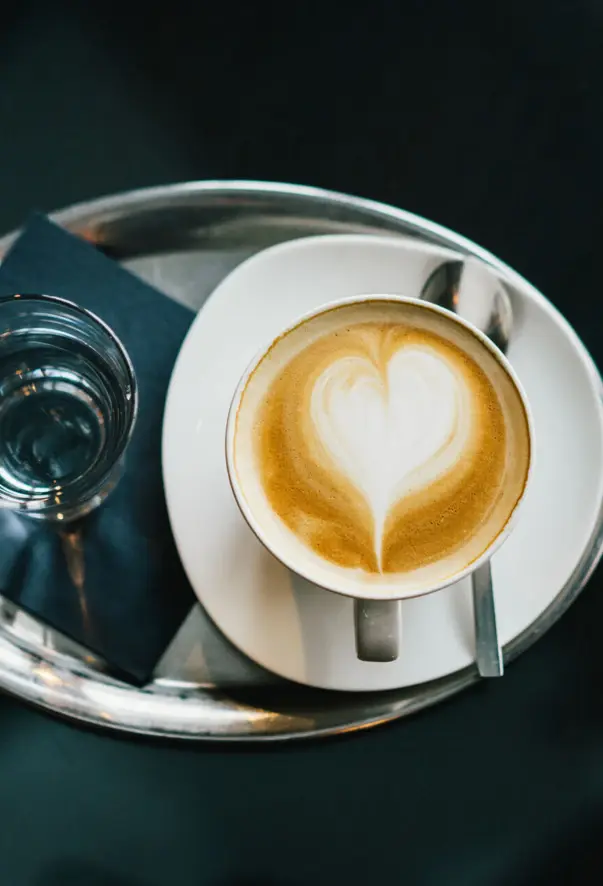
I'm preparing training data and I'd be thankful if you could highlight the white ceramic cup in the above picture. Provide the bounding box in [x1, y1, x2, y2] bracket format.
[226, 295, 534, 663]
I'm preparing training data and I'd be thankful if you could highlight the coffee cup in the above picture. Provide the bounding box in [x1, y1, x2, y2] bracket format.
[226, 295, 533, 663]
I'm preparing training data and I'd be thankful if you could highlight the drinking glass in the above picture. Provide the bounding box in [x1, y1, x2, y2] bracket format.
[0, 293, 137, 521]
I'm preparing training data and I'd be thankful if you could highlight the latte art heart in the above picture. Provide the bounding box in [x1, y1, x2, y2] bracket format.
[234, 301, 531, 585]
[309, 346, 470, 568]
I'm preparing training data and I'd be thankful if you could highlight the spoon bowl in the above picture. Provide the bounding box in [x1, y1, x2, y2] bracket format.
[421, 257, 513, 355]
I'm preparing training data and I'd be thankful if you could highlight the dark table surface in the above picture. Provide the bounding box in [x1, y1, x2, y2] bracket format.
[1, 2, 602, 884]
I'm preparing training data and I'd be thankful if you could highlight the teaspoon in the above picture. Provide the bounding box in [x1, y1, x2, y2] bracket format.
[421, 256, 513, 677]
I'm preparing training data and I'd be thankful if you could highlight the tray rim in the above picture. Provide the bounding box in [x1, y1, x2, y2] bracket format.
[0, 179, 601, 741]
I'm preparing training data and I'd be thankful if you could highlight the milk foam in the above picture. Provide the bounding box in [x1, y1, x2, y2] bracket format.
[232, 299, 531, 594]
[310, 345, 471, 567]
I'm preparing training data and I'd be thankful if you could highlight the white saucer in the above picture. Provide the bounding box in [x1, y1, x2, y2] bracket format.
[162, 234, 603, 691]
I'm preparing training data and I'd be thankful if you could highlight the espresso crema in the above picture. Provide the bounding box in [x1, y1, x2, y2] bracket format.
[232, 300, 530, 592]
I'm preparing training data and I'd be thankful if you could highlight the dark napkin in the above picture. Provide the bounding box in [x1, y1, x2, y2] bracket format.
[0, 214, 197, 684]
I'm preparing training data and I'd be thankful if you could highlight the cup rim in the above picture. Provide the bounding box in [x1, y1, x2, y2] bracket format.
[225, 293, 534, 601]
[0, 292, 138, 512]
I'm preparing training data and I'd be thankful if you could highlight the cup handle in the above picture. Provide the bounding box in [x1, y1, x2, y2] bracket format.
[354, 599, 401, 662]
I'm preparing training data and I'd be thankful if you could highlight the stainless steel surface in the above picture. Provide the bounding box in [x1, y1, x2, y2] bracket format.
[421, 257, 513, 354]
[421, 256, 514, 678]
[471, 560, 503, 677]
[0, 180, 598, 740]
[354, 599, 401, 662]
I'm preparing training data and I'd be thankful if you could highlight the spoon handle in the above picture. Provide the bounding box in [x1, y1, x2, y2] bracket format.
[472, 560, 504, 677]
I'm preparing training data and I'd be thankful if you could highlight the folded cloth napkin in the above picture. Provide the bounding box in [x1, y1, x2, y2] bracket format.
[0, 214, 197, 684]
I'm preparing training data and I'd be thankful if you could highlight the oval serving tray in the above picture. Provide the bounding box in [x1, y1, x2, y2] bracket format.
[0, 180, 601, 741]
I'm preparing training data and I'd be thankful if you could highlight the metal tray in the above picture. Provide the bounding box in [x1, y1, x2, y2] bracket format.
[0, 180, 601, 741]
